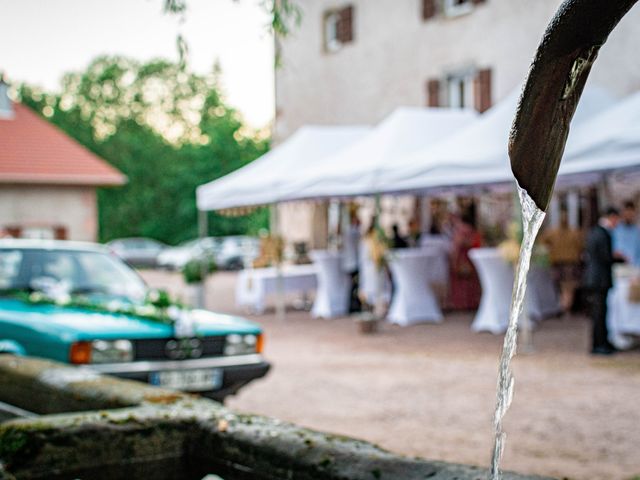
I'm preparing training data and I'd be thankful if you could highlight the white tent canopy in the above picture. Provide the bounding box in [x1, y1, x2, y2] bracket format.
[376, 85, 616, 195]
[280, 107, 478, 201]
[559, 90, 640, 178]
[196, 125, 369, 211]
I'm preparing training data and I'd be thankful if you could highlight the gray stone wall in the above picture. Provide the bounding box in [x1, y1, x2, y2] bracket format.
[0, 356, 553, 480]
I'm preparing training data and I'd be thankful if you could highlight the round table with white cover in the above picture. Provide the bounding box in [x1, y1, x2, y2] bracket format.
[608, 266, 640, 349]
[386, 248, 443, 326]
[468, 247, 560, 334]
[310, 250, 351, 319]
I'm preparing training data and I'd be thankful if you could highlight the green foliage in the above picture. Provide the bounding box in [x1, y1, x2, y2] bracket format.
[182, 257, 217, 284]
[18, 56, 270, 245]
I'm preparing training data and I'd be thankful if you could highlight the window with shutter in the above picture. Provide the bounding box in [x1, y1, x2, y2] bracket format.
[323, 5, 354, 53]
[445, 70, 475, 109]
[443, 0, 477, 17]
[473, 68, 492, 113]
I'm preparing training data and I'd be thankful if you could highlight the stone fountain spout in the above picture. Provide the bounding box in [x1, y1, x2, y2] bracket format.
[509, 0, 638, 212]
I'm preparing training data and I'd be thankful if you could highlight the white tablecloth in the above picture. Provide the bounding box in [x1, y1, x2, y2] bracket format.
[469, 248, 560, 334]
[386, 248, 443, 326]
[419, 235, 451, 285]
[469, 248, 513, 334]
[235, 264, 317, 314]
[310, 250, 351, 318]
[608, 266, 640, 349]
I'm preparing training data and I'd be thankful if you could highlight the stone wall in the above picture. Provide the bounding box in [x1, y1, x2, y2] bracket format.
[0, 356, 553, 480]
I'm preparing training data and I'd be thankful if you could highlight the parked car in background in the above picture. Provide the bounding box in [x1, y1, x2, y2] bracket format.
[0, 239, 270, 401]
[106, 237, 167, 268]
[158, 236, 259, 271]
[216, 236, 260, 271]
[157, 237, 219, 271]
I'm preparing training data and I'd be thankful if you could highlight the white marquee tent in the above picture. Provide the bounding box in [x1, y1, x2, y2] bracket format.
[196, 125, 369, 211]
[560, 90, 640, 179]
[197, 85, 629, 212]
[372, 85, 616, 195]
[280, 107, 478, 201]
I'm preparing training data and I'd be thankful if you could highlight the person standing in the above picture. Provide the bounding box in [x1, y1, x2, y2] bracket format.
[390, 224, 408, 249]
[612, 200, 640, 266]
[583, 207, 621, 355]
[448, 212, 483, 310]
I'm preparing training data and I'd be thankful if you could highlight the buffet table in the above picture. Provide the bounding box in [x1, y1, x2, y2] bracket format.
[386, 248, 443, 326]
[235, 264, 317, 314]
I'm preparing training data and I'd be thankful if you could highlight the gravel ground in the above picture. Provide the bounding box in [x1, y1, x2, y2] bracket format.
[140, 269, 640, 480]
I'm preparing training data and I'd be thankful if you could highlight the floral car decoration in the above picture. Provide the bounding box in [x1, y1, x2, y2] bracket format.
[0, 239, 270, 400]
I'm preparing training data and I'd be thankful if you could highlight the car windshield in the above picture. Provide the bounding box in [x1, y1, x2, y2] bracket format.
[0, 248, 147, 302]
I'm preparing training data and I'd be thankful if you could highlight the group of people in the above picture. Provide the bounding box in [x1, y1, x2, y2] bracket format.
[340, 203, 484, 314]
[584, 202, 640, 355]
[543, 200, 640, 355]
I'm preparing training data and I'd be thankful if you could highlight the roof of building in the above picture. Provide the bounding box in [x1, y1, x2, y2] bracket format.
[0, 102, 126, 186]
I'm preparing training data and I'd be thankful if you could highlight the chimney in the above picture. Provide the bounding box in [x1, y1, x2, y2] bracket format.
[0, 74, 14, 119]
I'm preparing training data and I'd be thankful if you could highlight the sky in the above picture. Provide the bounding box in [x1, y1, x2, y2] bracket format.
[0, 0, 275, 128]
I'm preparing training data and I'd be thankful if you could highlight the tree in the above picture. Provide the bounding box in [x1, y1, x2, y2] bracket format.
[18, 56, 269, 245]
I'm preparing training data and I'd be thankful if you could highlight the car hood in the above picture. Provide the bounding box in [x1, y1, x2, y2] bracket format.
[0, 298, 261, 342]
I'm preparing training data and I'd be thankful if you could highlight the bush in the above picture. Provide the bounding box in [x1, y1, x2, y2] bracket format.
[182, 257, 217, 284]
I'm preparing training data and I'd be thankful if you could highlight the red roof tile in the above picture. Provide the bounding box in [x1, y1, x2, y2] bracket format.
[0, 103, 126, 186]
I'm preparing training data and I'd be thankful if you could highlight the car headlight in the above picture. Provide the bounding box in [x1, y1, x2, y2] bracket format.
[224, 334, 261, 355]
[70, 340, 134, 364]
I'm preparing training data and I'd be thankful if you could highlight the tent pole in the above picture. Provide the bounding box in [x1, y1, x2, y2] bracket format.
[271, 204, 286, 321]
[197, 209, 208, 309]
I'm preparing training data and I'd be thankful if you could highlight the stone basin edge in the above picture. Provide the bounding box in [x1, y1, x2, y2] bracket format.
[0, 356, 553, 480]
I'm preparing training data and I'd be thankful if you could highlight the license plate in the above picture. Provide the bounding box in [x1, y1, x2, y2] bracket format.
[150, 369, 223, 392]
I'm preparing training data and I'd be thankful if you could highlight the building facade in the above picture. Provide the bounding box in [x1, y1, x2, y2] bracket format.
[275, 0, 640, 139]
[274, 0, 640, 242]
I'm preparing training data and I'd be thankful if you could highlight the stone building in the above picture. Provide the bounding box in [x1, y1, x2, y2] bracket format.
[274, 0, 640, 243]
[0, 80, 125, 241]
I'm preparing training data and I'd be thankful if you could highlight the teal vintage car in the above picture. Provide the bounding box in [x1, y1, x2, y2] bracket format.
[0, 239, 270, 401]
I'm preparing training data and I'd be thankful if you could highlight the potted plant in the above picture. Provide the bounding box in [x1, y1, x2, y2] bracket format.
[182, 256, 217, 308]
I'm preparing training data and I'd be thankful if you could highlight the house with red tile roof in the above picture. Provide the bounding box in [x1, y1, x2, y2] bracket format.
[0, 79, 125, 241]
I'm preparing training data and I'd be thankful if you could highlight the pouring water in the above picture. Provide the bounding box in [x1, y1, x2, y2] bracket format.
[490, 184, 545, 480]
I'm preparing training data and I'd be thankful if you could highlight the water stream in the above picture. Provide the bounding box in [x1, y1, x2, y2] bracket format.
[490, 184, 546, 480]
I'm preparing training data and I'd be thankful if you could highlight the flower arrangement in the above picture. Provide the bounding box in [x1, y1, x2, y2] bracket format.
[366, 226, 390, 270]
[11, 288, 188, 328]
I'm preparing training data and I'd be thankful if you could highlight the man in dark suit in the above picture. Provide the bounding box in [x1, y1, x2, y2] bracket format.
[583, 207, 621, 355]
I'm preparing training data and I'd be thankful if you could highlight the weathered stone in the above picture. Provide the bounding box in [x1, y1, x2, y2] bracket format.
[0, 356, 553, 480]
[0, 355, 190, 414]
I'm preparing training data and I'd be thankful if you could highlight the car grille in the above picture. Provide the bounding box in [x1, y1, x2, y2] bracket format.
[133, 336, 225, 361]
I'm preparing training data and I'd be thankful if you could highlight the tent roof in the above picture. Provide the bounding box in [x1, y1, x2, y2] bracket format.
[378, 85, 616, 194]
[559, 90, 640, 178]
[281, 106, 478, 201]
[196, 125, 369, 211]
